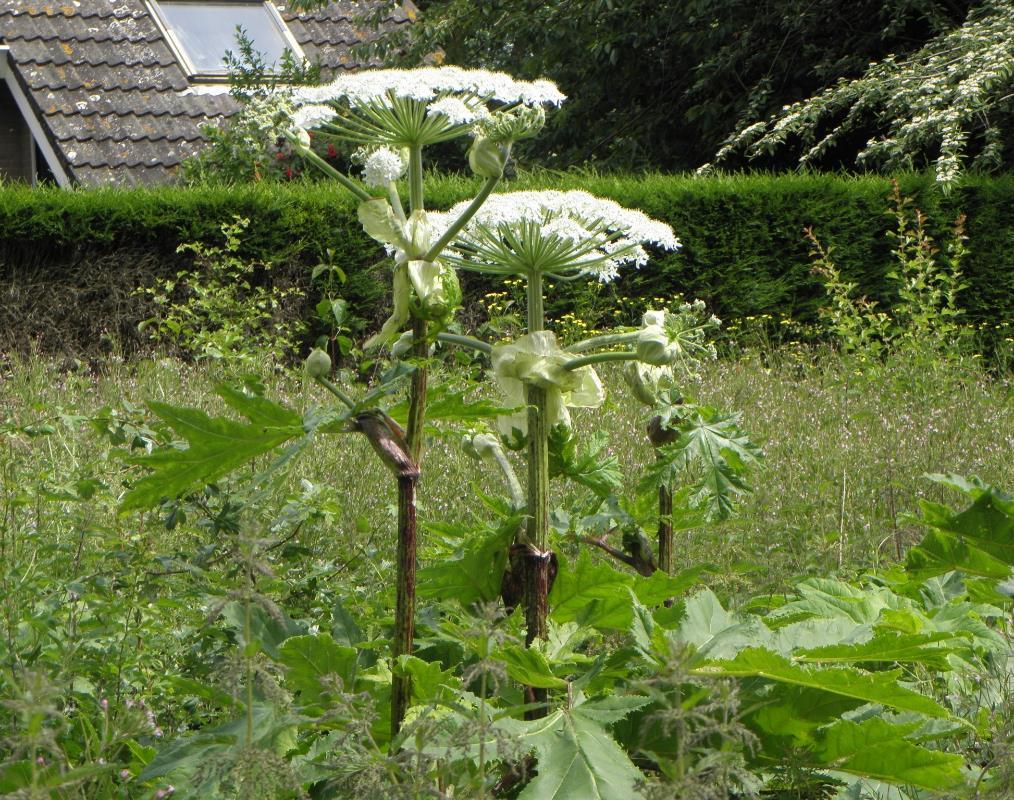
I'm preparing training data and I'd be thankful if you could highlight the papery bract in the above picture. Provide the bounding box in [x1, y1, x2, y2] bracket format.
[623, 361, 676, 406]
[491, 331, 604, 437]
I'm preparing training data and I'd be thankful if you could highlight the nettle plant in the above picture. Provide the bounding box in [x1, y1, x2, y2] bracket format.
[114, 67, 1009, 799]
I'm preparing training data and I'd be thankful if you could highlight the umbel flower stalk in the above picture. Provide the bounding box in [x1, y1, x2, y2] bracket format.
[289, 66, 563, 735]
[431, 190, 680, 716]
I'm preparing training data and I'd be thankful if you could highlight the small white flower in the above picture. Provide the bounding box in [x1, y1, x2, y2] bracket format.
[363, 147, 408, 187]
[427, 96, 483, 125]
[291, 103, 336, 131]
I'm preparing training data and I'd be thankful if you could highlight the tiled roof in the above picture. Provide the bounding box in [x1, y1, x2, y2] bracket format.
[0, 1, 415, 186]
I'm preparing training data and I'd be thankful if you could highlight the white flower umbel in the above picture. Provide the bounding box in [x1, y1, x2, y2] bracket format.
[289, 67, 564, 149]
[429, 190, 680, 283]
[362, 147, 408, 187]
[427, 96, 487, 126]
[295, 66, 565, 109]
[635, 304, 720, 371]
[291, 103, 337, 132]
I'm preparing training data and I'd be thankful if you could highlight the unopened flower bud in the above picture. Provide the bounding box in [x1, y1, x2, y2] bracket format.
[305, 349, 332, 379]
[461, 432, 501, 461]
[468, 137, 505, 178]
[390, 330, 415, 359]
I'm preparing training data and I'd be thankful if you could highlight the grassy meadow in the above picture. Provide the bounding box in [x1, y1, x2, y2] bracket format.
[3, 344, 1010, 595]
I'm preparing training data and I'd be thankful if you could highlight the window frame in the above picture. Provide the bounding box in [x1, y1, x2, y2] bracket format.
[147, 0, 306, 82]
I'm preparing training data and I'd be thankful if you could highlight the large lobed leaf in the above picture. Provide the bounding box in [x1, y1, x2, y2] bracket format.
[693, 647, 952, 719]
[639, 407, 762, 521]
[499, 695, 649, 800]
[815, 717, 965, 791]
[119, 388, 304, 512]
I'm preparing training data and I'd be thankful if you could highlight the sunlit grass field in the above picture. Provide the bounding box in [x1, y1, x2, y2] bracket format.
[3, 346, 1010, 599]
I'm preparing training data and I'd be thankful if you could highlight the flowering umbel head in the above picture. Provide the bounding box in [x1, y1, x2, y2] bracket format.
[289, 66, 564, 149]
[623, 301, 721, 405]
[429, 190, 680, 283]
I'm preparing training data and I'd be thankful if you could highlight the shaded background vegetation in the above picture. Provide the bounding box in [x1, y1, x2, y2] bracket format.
[357, 0, 991, 171]
[1, 173, 1010, 356]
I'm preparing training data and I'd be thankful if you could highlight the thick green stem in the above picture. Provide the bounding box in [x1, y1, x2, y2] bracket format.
[490, 449, 525, 511]
[408, 144, 424, 213]
[423, 174, 501, 262]
[388, 181, 407, 225]
[562, 350, 639, 371]
[314, 375, 357, 410]
[299, 146, 372, 202]
[526, 271, 545, 333]
[406, 318, 429, 462]
[391, 473, 418, 735]
[436, 332, 493, 354]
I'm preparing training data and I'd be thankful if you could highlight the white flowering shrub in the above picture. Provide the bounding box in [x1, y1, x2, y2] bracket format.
[709, 1, 1014, 188]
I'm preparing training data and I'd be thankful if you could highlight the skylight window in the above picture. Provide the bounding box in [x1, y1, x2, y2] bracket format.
[151, 1, 303, 78]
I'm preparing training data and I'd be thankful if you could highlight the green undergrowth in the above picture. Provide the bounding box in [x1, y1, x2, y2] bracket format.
[0, 342, 1011, 798]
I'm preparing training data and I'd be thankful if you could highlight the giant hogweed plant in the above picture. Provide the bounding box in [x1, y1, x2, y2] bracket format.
[109, 67, 1011, 798]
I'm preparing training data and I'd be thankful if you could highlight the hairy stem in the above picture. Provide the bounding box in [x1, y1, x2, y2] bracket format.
[658, 482, 674, 575]
[391, 473, 418, 735]
[523, 270, 550, 716]
[406, 318, 429, 462]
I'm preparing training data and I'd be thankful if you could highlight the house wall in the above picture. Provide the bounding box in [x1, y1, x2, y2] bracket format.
[0, 81, 34, 183]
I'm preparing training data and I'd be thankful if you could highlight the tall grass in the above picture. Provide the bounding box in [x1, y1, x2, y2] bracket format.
[2, 345, 1009, 597]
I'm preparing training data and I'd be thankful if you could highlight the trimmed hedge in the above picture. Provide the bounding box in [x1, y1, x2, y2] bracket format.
[0, 172, 1010, 354]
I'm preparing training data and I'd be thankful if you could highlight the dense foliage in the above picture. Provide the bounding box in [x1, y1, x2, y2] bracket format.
[1, 173, 1012, 355]
[1, 354, 1011, 797]
[356, 1, 982, 171]
[713, 1, 1014, 188]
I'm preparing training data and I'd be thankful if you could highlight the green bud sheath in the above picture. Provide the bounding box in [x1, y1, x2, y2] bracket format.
[468, 137, 506, 179]
[304, 348, 332, 378]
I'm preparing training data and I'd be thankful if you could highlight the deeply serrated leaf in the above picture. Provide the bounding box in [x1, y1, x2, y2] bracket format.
[795, 630, 961, 670]
[815, 717, 965, 791]
[500, 695, 648, 800]
[694, 647, 951, 718]
[550, 430, 623, 497]
[278, 634, 357, 705]
[119, 402, 301, 512]
[499, 644, 568, 689]
[417, 519, 517, 605]
[639, 408, 762, 521]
